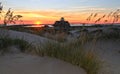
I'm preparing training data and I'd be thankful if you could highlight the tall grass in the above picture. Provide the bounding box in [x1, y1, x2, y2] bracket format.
[0, 28, 100, 74]
[0, 38, 13, 52]
[31, 32, 100, 74]
[43, 32, 67, 42]
[13, 38, 32, 52]
[96, 28, 120, 40]
[0, 29, 33, 54]
[0, 37, 31, 53]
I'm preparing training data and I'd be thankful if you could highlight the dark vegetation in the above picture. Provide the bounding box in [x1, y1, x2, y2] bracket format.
[0, 2, 23, 26]
[0, 37, 31, 53]
[30, 33, 101, 74]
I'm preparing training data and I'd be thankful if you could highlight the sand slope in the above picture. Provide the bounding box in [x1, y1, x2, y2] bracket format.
[0, 29, 86, 74]
[85, 40, 120, 74]
[0, 29, 53, 46]
[1, 29, 120, 74]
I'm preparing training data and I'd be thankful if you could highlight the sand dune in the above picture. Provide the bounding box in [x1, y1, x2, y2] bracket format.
[85, 40, 120, 74]
[0, 29, 54, 46]
[1, 29, 120, 74]
[0, 29, 86, 74]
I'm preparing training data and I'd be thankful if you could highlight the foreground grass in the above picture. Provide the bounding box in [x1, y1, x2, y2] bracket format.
[0, 36, 100, 74]
[43, 32, 67, 42]
[32, 35, 100, 74]
[0, 37, 31, 53]
[0, 29, 100, 74]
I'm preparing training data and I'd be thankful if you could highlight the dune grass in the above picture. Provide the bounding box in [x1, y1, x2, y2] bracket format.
[31, 32, 100, 74]
[0, 28, 100, 74]
[0, 37, 13, 52]
[0, 37, 31, 53]
[43, 32, 67, 42]
[101, 31, 120, 40]
[13, 38, 32, 52]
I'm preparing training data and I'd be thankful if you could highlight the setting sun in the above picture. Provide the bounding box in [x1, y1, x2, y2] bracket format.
[35, 21, 42, 25]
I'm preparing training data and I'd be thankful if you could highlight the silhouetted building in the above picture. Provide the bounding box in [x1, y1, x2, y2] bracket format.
[53, 17, 71, 31]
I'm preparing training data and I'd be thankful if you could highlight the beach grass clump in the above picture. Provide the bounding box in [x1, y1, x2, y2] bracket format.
[43, 32, 67, 42]
[0, 37, 14, 52]
[13, 38, 31, 52]
[33, 35, 100, 74]
[0, 37, 31, 53]
[80, 51, 100, 74]
[33, 31, 100, 74]
[54, 32, 67, 42]
[102, 31, 120, 40]
[96, 27, 120, 40]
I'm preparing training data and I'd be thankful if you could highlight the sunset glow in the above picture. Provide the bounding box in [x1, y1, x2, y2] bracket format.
[0, 0, 120, 24]
[35, 21, 42, 25]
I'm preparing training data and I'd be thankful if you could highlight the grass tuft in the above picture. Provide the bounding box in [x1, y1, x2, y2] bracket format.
[0, 37, 31, 53]
[13, 39, 31, 52]
[32, 37, 100, 74]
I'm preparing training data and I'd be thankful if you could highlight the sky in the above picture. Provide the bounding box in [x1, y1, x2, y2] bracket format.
[0, 0, 120, 24]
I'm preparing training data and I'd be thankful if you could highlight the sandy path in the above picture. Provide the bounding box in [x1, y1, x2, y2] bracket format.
[85, 40, 120, 74]
[0, 50, 86, 74]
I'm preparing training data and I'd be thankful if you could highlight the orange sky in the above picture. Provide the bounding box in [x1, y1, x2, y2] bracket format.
[0, 9, 120, 25]
[0, 10, 88, 24]
[1, 0, 120, 25]
[15, 10, 89, 24]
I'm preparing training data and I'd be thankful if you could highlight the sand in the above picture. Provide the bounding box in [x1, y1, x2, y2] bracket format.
[85, 40, 120, 74]
[1, 29, 120, 74]
[0, 46, 86, 74]
[0, 29, 53, 46]
[0, 29, 86, 74]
